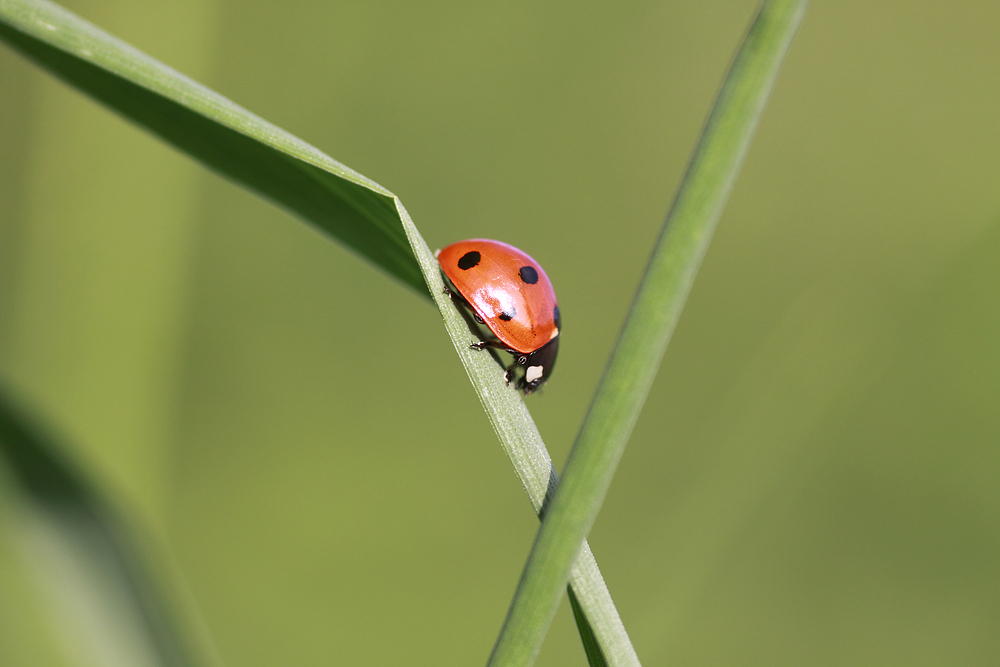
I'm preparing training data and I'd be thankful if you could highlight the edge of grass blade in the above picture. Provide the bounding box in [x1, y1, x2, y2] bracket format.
[486, 2, 811, 666]
[394, 200, 640, 667]
[568, 587, 607, 667]
[0, 0, 425, 295]
[0, 382, 214, 667]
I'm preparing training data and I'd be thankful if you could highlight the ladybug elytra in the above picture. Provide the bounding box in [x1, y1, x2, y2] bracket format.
[436, 239, 560, 394]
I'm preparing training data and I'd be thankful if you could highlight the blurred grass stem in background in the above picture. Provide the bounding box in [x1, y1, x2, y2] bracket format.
[0, 388, 207, 667]
[487, 2, 809, 665]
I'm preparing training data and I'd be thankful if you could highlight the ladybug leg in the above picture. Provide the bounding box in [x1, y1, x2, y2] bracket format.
[503, 362, 521, 385]
[444, 286, 488, 326]
[471, 341, 527, 386]
[443, 284, 466, 308]
[470, 340, 521, 356]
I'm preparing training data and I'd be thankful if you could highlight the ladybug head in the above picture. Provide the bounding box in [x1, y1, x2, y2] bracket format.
[518, 336, 559, 395]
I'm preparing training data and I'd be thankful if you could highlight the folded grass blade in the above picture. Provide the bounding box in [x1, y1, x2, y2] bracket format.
[0, 1, 638, 662]
[0, 0, 424, 295]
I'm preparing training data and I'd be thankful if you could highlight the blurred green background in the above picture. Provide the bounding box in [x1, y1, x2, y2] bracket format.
[2, 0, 999, 665]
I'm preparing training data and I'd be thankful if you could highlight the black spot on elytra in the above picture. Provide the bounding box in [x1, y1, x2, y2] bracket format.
[499, 307, 517, 321]
[458, 251, 481, 270]
[553, 305, 561, 329]
[519, 266, 539, 284]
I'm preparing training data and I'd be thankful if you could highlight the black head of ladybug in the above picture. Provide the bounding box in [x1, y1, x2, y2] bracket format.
[516, 337, 559, 394]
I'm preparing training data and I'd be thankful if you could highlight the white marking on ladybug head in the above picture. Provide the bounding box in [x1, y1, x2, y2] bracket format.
[526, 365, 544, 383]
[434, 248, 441, 258]
[549, 328, 559, 340]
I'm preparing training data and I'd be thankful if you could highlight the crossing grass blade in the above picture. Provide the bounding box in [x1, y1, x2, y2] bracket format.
[0, 0, 638, 662]
[486, 2, 811, 666]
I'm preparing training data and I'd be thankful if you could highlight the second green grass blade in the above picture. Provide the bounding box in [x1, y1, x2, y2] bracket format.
[487, 2, 811, 666]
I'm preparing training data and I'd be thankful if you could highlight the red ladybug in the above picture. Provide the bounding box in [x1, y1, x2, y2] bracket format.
[437, 239, 560, 394]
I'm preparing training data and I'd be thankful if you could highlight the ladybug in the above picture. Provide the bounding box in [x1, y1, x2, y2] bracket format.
[436, 239, 560, 394]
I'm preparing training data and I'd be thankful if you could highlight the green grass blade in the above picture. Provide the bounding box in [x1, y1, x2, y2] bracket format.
[394, 201, 640, 667]
[486, 2, 810, 666]
[0, 1, 638, 660]
[0, 385, 211, 667]
[0, 0, 425, 295]
[0, 2, 637, 660]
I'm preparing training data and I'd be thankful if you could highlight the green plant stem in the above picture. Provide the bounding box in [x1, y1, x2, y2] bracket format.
[486, 2, 810, 666]
[395, 201, 639, 667]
